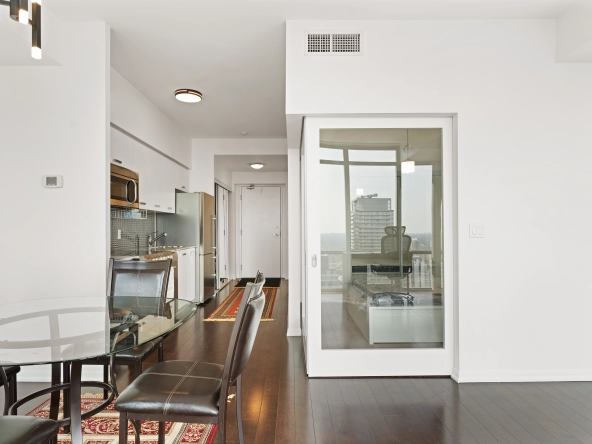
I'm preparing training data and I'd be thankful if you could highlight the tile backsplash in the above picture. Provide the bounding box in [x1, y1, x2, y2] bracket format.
[110, 208, 156, 256]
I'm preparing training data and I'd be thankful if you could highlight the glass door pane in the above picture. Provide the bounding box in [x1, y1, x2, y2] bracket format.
[319, 128, 444, 349]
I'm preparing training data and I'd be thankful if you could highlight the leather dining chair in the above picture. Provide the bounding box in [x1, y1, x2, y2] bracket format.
[1, 367, 59, 444]
[0, 417, 59, 444]
[0, 366, 20, 415]
[78, 258, 173, 397]
[115, 275, 266, 444]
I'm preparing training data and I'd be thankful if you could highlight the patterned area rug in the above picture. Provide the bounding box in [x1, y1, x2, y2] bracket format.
[205, 287, 277, 322]
[26, 393, 217, 444]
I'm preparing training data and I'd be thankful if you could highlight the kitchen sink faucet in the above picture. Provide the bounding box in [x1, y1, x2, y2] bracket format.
[148, 231, 167, 247]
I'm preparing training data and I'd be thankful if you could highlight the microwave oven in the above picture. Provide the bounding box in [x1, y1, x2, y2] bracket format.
[110, 164, 139, 209]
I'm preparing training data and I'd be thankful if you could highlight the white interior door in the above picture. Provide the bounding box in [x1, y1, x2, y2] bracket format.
[241, 185, 282, 278]
[304, 116, 454, 377]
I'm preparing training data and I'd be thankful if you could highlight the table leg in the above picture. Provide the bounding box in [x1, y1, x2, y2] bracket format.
[63, 362, 71, 434]
[49, 363, 61, 420]
[69, 361, 83, 444]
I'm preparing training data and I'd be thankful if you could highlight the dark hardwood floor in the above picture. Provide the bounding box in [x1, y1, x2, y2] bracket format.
[6, 280, 592, 443]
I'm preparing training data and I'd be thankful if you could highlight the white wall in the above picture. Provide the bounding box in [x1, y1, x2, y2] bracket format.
[286, 20, 592, 381]
[287, 148, 301, 336]
[0, 8, 110, 380]
[190, 139, 287, 195]
[556, 0, 592, 62]
[111, 68, 191, 167]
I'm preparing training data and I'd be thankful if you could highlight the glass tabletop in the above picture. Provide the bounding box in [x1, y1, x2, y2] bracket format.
[0, 296, 196, 366]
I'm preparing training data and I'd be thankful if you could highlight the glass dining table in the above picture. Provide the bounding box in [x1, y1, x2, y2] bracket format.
[0, 295, 197, 444]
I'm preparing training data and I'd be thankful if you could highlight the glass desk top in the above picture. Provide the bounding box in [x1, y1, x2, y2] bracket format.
[0, 296, 196, 366]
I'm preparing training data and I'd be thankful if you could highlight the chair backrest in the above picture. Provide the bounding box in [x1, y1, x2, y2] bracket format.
[107, 258, 172, 298]
[381, 226, 412, 257]
[222, 279, 266, 388]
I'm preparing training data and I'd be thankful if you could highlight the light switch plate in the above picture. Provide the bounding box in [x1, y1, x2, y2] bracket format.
[469, 222, 485, 238]
[43, 175, 63, 188]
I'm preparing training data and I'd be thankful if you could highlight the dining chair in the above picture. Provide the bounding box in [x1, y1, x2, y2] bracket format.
[0, 417, 59, 444]
[115, 276, 266, 444]
[1, 367, 59, 444]
[0, 366, 20, 415]
[79, 258, 173, 397]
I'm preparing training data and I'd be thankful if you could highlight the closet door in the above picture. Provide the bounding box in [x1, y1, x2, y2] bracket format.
[215, 185, 230, 290]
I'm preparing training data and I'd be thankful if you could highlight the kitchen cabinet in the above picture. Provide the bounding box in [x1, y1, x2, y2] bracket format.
[110, 127, 135, 168]
[176, 247, 196, 301]
[110, 128, 187, 213]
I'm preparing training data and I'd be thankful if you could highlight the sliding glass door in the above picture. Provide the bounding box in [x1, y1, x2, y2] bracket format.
[304, 117, 453, 377]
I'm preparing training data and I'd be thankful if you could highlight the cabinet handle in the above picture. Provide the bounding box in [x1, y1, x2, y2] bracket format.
[140, 202, 146, 205]
[154, 204, 161, 208]
[181, 186, 186, 189]
[168, 207, 173, 210]
[112, 159, 122, 164]
[183, 253, 187, 256]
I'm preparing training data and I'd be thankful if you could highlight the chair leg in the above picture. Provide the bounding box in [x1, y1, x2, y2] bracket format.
[131, 419, 142, 444]
[119, 411, 128, 444]
[109, 355, 120, 397]
[158, 421, 165, 444]
[158, 341, 164, 362]
[135, 361, 142, 378]
[9, 376, 17, 413]
[236, 375, 244, 444]
[103, 365, 109, 399]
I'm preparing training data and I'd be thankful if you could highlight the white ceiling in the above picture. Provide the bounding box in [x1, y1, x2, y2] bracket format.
[215, 155, 288, 173]
[13, 0, 580, 137]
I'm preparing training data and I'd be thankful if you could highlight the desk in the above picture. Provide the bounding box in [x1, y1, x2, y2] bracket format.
[0, 296, 196, 444]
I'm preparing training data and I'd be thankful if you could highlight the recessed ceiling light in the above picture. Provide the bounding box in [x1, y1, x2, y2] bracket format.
[240, 132, 248, 136]
[174, 89, 202, 103]
[250, 163, 264, 170]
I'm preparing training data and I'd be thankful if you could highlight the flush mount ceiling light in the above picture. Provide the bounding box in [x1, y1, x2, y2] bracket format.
[401, 129, 415, 174]
[250, 163, 264, 170]
[174, 89, 202, 103]
[2, 0, 42, 59]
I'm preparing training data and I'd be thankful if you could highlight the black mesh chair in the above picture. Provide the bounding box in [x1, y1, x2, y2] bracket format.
[79, 258, 173, 397]
[0, 366, 20, 415]
[115, 274, 266, 444]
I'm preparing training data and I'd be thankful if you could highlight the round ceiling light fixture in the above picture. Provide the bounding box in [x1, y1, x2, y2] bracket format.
[250, 163, 264, 170]
[174, 89, 202, 103]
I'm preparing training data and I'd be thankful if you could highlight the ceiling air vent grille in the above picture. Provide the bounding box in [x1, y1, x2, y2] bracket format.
[305, 32, 363, 55]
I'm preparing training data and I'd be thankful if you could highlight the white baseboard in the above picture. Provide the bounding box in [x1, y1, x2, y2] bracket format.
[286, 327, 302, 337]
[456, 368, 592, 383]
[451, 367, 460, 382]
[18, 365, 104, 383]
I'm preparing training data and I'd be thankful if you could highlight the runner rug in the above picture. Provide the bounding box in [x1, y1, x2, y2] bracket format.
[205, 287, 277, 322]
[26, 393, 217, 444]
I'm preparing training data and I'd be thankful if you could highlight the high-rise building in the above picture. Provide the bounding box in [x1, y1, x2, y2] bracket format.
[351, 196, 394, 252]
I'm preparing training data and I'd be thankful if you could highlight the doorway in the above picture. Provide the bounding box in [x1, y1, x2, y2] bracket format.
[303, 117, 454, 377]
[240, 185, 282, 278]
[215, 184, 230, 290]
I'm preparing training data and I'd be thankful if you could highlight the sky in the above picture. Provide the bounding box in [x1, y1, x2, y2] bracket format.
[320, 162, 435, 234]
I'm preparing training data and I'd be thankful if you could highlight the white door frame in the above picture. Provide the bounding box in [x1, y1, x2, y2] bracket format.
[304, 116, 456, 378]
[236, 183, 287, 279]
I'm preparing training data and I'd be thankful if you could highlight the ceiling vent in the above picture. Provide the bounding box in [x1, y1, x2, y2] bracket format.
[305, 32, 363, 55]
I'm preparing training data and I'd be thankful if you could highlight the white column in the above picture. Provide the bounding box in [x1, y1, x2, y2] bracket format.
[287, 148, 302, 336]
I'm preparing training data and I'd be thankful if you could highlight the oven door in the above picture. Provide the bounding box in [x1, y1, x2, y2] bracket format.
[110, 172, 139, 208]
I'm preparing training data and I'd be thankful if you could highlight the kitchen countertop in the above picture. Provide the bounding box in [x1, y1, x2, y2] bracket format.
[111, 245, 197, 261]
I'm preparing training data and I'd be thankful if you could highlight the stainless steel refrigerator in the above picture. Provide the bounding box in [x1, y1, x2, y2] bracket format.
[158, 192, 216, 303]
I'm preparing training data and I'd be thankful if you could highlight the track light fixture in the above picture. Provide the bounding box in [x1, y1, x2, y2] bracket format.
[1, 0, 42, 59]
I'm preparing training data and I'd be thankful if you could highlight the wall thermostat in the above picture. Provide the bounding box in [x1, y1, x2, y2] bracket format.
[43, 175, 63, 188]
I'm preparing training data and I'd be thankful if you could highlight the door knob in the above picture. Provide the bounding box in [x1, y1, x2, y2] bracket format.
[273, 233, 280, 236]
